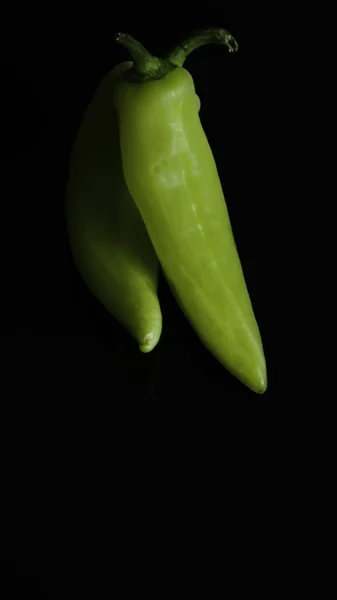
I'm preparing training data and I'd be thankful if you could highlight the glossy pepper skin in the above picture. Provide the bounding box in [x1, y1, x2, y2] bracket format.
[66, 62, 162, 352]
[114, 30, 267, 392]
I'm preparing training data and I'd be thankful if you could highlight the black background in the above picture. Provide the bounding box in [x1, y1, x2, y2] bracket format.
[0, 3, 302, 596]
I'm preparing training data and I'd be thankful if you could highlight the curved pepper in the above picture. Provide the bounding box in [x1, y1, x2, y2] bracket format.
[66, 62, 162, 352]
[114, 30, 267, 392]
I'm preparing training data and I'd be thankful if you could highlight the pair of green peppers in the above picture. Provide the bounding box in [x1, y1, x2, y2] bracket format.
[66, 28, 267, 394]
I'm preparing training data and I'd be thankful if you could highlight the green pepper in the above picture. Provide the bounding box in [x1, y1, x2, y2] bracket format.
[66, 62, 162, 352]
[113, 29, 267, 393]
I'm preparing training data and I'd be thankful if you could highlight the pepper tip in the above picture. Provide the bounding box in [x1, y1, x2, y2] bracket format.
[139, 333, 157, 353]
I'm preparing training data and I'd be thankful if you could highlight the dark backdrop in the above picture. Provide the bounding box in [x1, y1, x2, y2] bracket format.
[1, 3, 300, 597]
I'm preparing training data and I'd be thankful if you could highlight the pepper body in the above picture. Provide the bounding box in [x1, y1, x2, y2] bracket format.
[66, 62, 162, 352]
[114, 66, 267, 391]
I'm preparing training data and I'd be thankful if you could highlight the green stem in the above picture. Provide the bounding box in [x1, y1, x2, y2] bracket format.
[114, 28, 238, 82]
[166, 28, 238, 67]
[114, 33, 175, 82]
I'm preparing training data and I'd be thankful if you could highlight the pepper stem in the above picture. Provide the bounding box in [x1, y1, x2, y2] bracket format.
[114, 33, 175, 82]
[166, 28, 238, 67]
